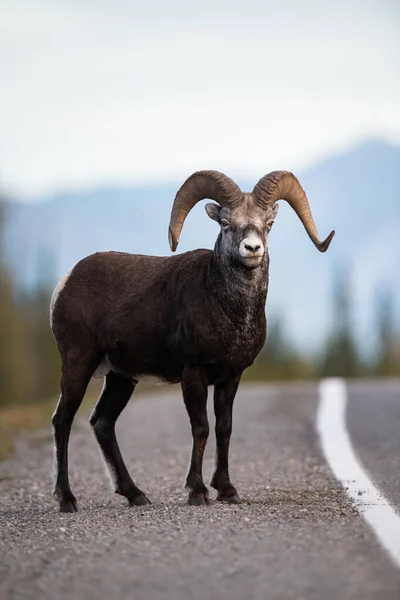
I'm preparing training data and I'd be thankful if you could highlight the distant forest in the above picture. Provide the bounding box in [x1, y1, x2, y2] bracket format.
[1, 198, 399, 407]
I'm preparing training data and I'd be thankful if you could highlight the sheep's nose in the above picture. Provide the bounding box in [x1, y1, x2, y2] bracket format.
[244, 242, 261, 253]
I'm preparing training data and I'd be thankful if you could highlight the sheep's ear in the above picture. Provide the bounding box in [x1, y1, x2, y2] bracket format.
[272, 203, 279, 218]
[205, 203, 221, 222]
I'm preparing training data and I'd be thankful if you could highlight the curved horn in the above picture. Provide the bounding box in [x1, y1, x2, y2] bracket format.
[252, 171, 335, 252]
[168, 170, 242, 251]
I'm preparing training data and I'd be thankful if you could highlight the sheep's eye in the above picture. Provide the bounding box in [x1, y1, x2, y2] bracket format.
[221, 220, 229, 229]
[267, 221, 274, 230]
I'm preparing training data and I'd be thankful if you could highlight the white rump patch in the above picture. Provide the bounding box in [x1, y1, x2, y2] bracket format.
[49, 271, 71, 326]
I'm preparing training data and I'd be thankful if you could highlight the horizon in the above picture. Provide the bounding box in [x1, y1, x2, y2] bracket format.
[4, 136, 398, 204]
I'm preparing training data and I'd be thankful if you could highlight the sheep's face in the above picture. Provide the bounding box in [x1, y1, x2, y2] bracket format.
[205, 194, 279, 269]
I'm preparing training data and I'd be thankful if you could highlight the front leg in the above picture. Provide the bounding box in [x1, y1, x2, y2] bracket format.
[210, 373, 242, 504]
[181, 366, 209, 506]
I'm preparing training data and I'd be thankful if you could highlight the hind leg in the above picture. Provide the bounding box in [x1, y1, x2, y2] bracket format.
[52, 348, 99, 513]
[89, 371, 150, 506]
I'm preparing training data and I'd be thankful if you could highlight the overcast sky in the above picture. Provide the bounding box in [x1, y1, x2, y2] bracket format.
[0, 0, 399, 199]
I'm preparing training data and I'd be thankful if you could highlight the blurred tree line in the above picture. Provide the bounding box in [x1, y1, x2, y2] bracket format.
[0, 197, 399, 407]
[248, 269, 400, 381]
[0, 199, 60, 406]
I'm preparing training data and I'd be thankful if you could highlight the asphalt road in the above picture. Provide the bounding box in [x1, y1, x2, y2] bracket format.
[1, 381, 400, 600]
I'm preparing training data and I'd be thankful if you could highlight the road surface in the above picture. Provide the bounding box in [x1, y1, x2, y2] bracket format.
[1, 380, 400, 599]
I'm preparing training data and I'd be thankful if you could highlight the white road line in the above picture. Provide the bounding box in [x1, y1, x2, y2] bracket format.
[317, 377, 400, 569]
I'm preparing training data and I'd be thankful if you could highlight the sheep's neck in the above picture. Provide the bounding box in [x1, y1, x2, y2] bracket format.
[208, 247, 269, 327]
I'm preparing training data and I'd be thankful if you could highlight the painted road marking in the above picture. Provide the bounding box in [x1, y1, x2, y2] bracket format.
[317, 378, 400, 569]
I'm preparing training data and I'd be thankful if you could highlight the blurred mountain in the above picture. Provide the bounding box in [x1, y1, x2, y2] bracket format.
[2, 139, 400, 351]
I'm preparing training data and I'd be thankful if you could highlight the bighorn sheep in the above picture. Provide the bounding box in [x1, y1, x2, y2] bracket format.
[50, 170, 334, 512]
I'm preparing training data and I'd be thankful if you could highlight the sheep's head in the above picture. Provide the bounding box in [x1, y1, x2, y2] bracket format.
[204, 195, 277, 269]
[168, 170, 335, 269]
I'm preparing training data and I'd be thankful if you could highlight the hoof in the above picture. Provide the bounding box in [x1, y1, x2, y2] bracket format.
[216, 492, 242, 504]
[129, 493, 151, 506]
[188, 491, 209, 506]
[56, 490, 77, 513]
[59, 499, 78, 513]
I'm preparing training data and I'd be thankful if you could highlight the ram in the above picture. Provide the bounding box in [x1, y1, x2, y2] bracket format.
[50, 170, 334, 512]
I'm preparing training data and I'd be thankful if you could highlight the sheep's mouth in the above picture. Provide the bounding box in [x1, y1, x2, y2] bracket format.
[240, 255, 264, 269]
